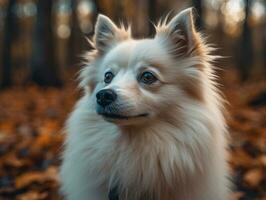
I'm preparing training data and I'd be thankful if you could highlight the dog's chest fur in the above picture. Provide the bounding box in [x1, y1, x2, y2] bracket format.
[65, 97, 225, 200]
[81, 124, 199, 200]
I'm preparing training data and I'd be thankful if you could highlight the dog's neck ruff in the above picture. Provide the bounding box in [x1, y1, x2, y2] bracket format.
[71, 95, 224, 200]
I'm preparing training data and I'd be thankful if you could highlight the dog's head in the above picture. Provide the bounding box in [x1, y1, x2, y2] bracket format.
[80, 8, 212, 126]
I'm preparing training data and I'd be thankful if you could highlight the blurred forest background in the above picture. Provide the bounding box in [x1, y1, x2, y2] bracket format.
[0, 0, 265, 200]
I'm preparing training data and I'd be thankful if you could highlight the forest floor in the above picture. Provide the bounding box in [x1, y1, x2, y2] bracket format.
[0, 69, 265, 200]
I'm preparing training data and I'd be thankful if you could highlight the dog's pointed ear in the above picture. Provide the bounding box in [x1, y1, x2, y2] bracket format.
[94, 14, 118, 53]
[157, 8, 200, 57]
[94, 14, 130, 54]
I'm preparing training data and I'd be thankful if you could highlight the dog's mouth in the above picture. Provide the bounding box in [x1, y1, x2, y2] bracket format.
[96, 105, 149, 121]
[99, 112, 148, 120]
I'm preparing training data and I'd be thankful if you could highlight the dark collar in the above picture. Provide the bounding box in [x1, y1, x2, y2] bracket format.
[108, 186, 119, 200]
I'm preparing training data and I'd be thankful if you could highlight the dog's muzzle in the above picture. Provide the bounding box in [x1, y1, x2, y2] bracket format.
[96, 89, 149, 120]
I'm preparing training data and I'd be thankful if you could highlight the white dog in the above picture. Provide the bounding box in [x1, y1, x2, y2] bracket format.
[60, 8, 230, 200]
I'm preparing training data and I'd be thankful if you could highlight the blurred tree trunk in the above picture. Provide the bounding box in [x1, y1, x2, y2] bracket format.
[192, 0, 203, 30]
[30, 0, 62, 86]
[96, 0, 116, 19]
[69, 0, 95, 67]
[238, 0, 253, 81]
[148, 0, 156, 36]
[69, 0, 81, 66]
[263, 22, 266, 73]
[1, 0, 16, 88]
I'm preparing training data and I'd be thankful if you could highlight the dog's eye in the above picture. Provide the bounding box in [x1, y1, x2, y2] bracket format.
[139, 72, 157, 85]
[104, 72, 114, 84]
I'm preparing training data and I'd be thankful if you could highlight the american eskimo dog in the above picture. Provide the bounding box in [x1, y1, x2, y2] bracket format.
[60, 8, 230, 200]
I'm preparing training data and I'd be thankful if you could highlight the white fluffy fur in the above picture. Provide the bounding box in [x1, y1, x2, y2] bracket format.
[60, 8, 230, 200]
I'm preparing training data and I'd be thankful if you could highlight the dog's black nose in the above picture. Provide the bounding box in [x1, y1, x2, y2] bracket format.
[96, 89, 117, 107]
